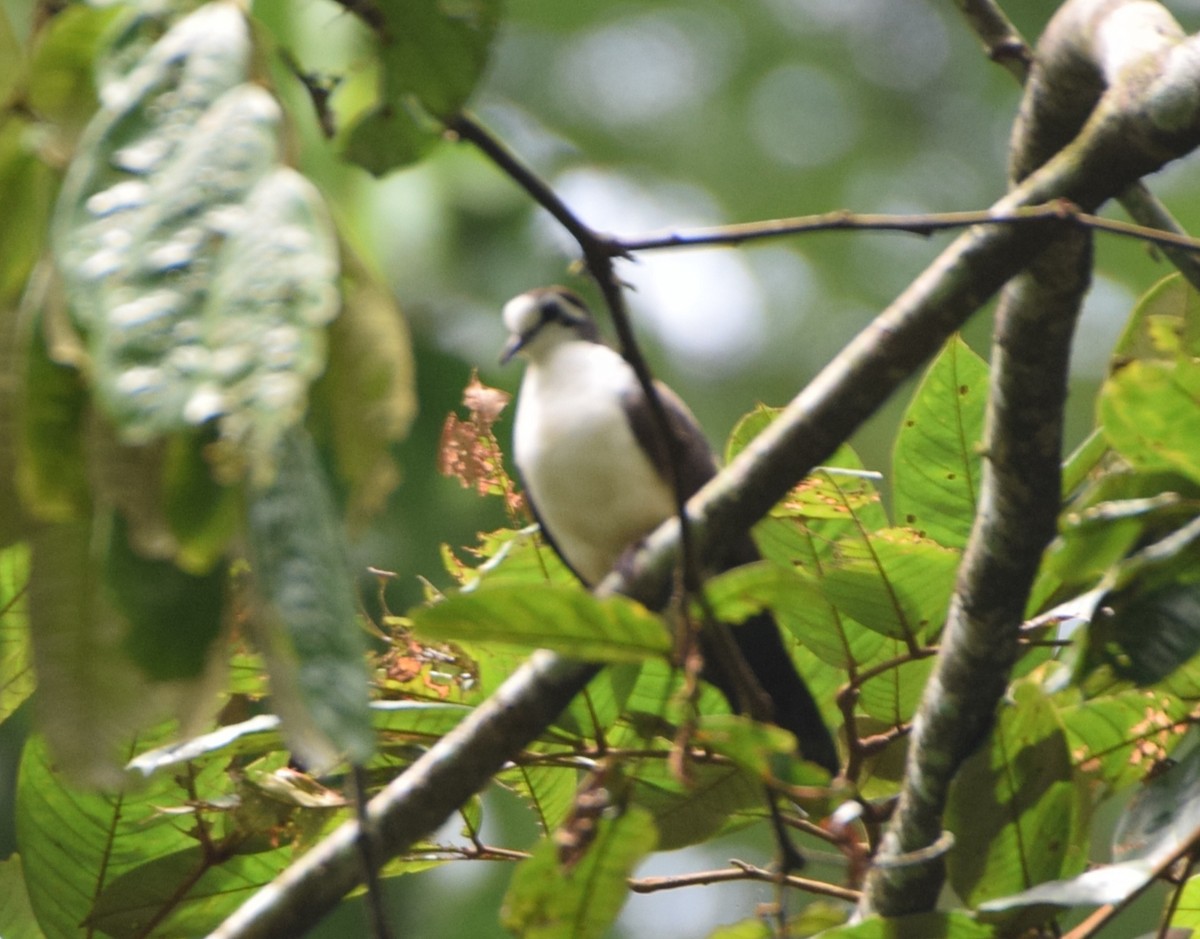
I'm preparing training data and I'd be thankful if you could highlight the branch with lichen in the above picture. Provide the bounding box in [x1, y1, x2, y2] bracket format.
[862, 0, 1192, 916]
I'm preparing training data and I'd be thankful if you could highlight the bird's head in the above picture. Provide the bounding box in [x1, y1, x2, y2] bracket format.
[501, 287, 601, 364]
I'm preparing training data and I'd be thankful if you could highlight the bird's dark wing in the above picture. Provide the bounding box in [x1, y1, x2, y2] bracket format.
[620, 379, 718, 500]
[621, 378, 839, 774]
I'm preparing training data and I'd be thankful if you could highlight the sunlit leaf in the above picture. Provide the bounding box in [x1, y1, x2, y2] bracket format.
[979, 747, 1200, 917]
[701, 560, 883, 670]
[0, 543, 33, 722]
[821, 528, 959, 643]
[813, 911, 994, 938]
[1110, 273, 1200, 364]
[630, 761, 763, 851]
[857, 650, 934, 726]
[411, 584, 671, 663]
[1060, 687, 1191, 791]
[498, 758, 579, 834]
[1101, 358, 1200, 485]
[1168, 873, 1200, 930]
[893, 334, 987, 549]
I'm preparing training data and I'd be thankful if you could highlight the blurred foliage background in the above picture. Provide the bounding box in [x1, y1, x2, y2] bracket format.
[252, 0, 1200, 618]
[294, 1, 1199, 934]
[6, 0, 1200, 935]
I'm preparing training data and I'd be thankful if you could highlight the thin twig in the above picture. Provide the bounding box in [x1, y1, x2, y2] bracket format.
[350, 764, 395, 939]
[617, 203, 1200, 257]
[628, 862, 860, 903]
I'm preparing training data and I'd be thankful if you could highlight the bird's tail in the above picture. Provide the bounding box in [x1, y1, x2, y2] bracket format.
[702, 609, 840, 776]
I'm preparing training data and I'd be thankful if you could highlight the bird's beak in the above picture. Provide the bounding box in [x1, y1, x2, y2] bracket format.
[500, 332, 525, 365]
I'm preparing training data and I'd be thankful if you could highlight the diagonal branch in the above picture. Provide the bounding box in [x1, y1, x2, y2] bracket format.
[953, 0, 1200, 289]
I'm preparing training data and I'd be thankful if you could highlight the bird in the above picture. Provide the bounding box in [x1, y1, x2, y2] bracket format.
[501, 286, 839, 775]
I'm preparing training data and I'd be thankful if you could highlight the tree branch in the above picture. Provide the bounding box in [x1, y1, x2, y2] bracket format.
[211, 5, 1200, 932]
[862, 0, 1191, 915]
[952, 0, 1200, 290]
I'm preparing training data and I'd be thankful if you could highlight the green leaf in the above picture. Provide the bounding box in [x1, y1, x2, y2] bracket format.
[857, 650, 934, 726]
[162, 429, 240, 572]
[310, 258, 416, 528]
[17, 317, 89, 522]
[892, 334, 987, 549]
[411, 584, 672, 663]
[370, 700, 473, 739]
[0, 543, 33, 722]
[1033, 469, 1200, 612]
[945, 681, 1088, 909]
[817, 911, 996, 938]
[18, 725, 300, 939]
[630, 761, 764, 851]
[693, 713, 813, 783]
[244, 428, 374, 769]
[53, 4, 340, 478]
[1110, 273, 1200, 364]
[25, 4, 118, 129]
[701, 560, 882, 671]
[26, 520, 157, 784]
[0, 855, 46, 939]
[821, 527, 960, 643]
[1060, 687, 1193, 791]
[1093, 581, 1200, 685]
[498, 759, 580, 834]
[376, 0, 500, 116]
[16, 730, 194, 938]
[341, 102, 441, 177]
[709, 918, 773, 939]
[104, 511, 225, 680]
[0, 120, 55, 306]
[339, 0, 501, 174]
[441, 526, 577, 589]
[1168, 873, 1200, 930]
[980, 746, 1200, 917]
[1100, 358, 1200, 485]
[87, 845, 290, 938]
[501, 806, 656, 939]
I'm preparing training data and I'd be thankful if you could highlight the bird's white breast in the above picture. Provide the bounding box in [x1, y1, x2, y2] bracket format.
[514, 341, 676, 585]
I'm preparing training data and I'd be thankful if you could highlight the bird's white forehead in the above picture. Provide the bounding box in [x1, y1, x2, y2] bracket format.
[503, 292, 543, 337]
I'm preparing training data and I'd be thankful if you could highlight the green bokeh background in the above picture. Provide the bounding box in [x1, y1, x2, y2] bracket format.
[280, 1, 1200, 934]
[7, 0, 1200, 935]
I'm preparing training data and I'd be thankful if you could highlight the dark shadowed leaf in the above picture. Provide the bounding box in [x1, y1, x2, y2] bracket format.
[244, 428, 374, 769]
[946, 681, 1088, 908]
[501, 805, 656, 939]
